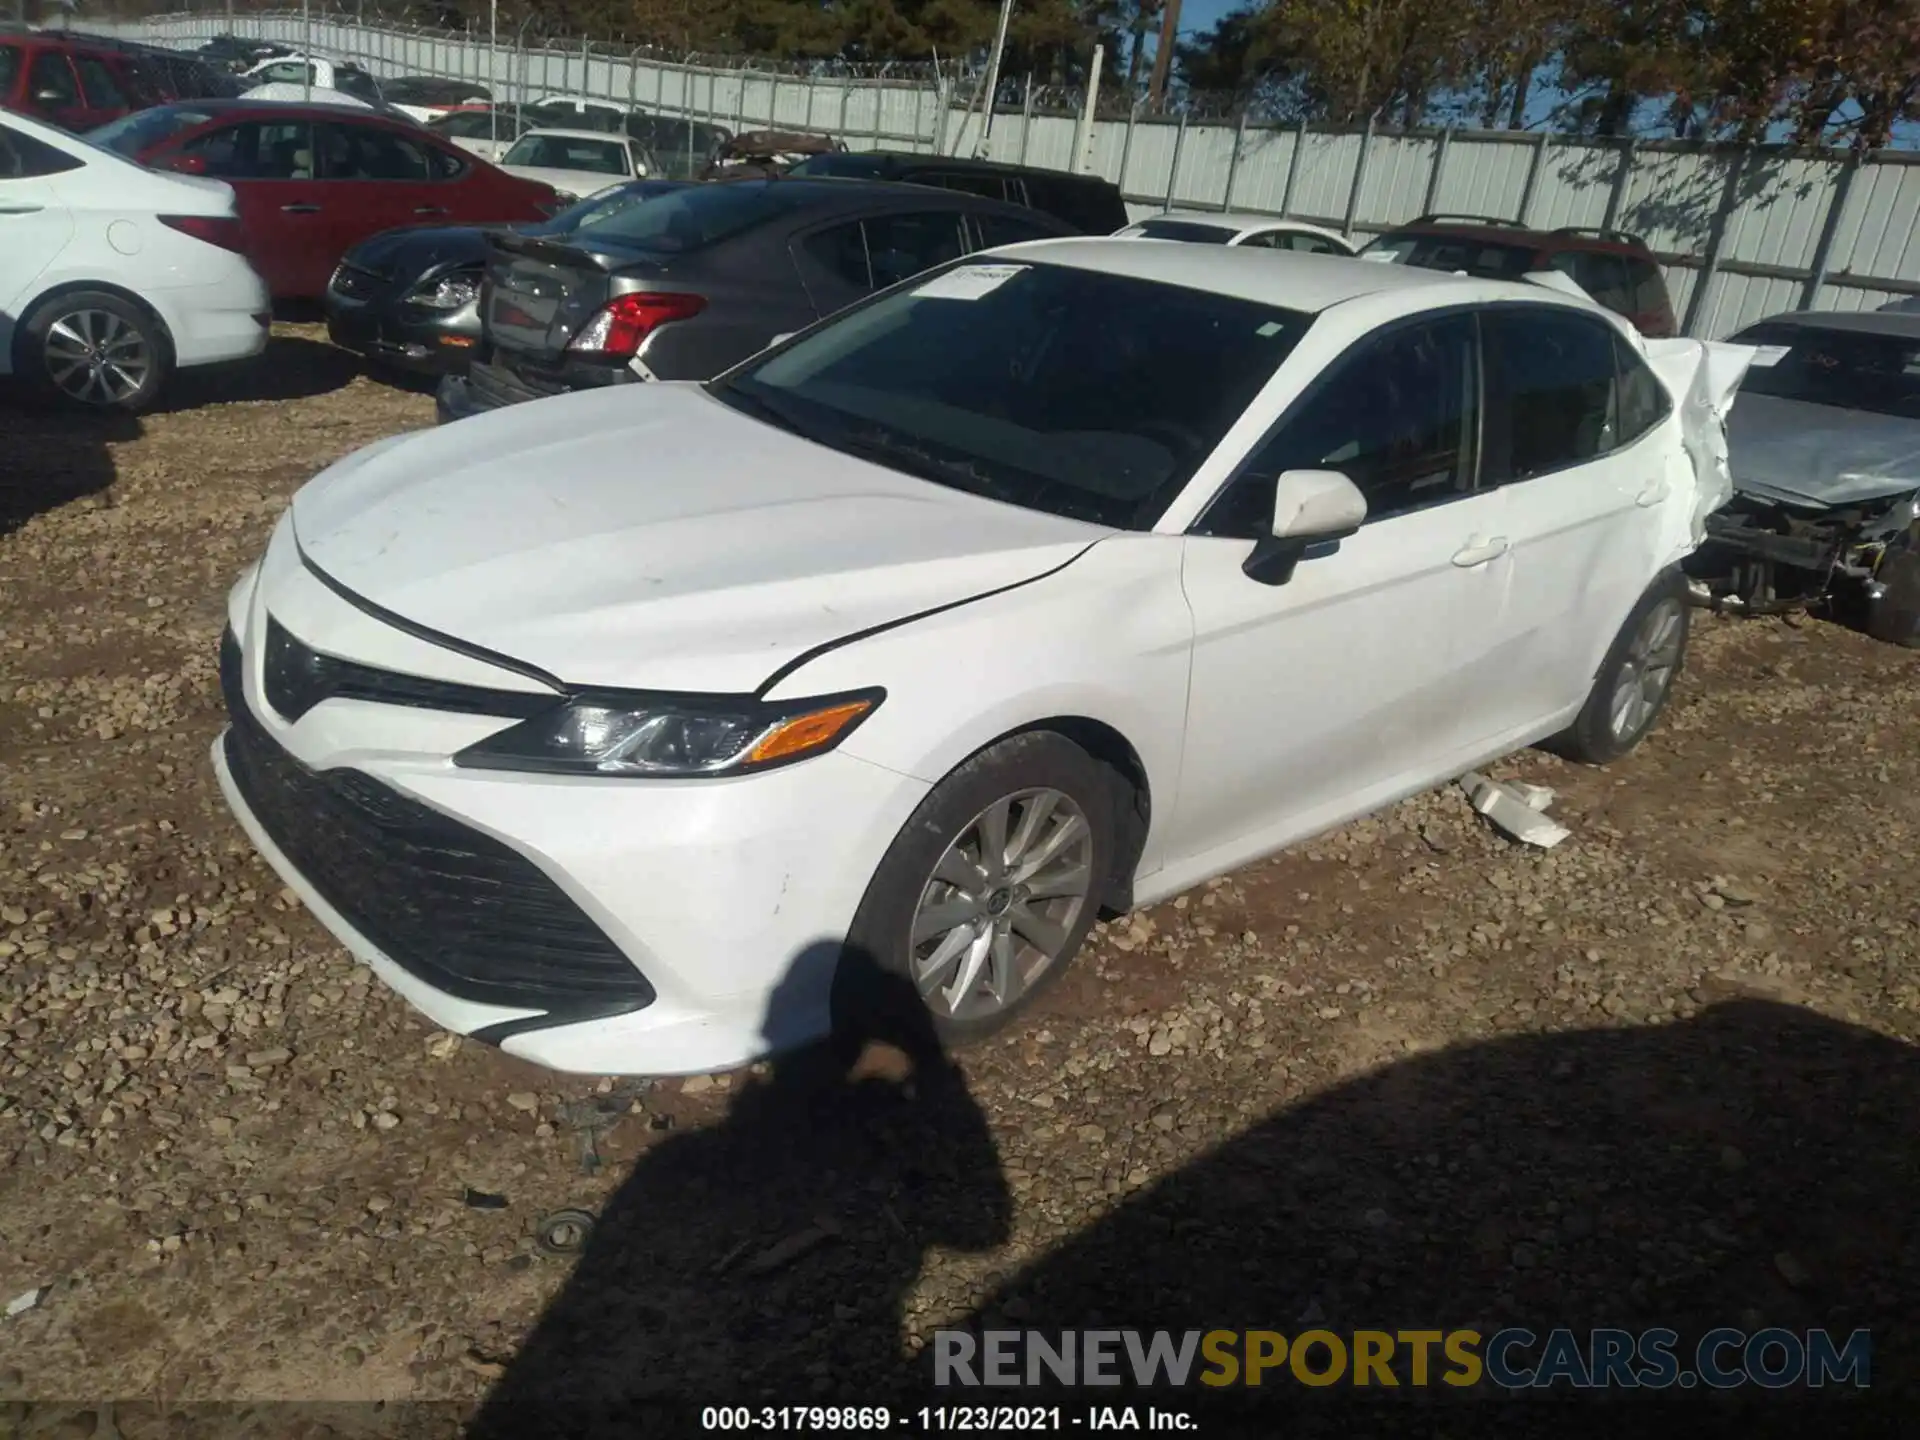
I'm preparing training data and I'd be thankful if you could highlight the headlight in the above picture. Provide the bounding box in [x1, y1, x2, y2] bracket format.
[406, 272, 480, 310]
[453, 690, 883, 777]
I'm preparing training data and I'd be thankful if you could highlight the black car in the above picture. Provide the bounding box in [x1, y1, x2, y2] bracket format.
[786, 151, 1129, 235]
[325, 180, 692, 378]
[194, 35, 291, 73]
[435, 176, 1075, 423]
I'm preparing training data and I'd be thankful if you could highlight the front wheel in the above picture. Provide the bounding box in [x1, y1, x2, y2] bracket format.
[19, 290, 171, 412]
[842, 731, 1116, 1046]
[1554, 571, 1692, 764]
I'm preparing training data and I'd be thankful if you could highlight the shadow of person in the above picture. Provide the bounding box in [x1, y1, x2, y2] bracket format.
[923, 1000, 1916, 1431]
[0, 398, 140, 539]
[468, 941, 1011, 1438]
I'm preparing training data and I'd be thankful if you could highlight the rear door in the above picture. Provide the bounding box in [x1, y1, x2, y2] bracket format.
[1477, 304, 1675, 731]
[0, 119, 80, 331]
[170, 117, 324, 297]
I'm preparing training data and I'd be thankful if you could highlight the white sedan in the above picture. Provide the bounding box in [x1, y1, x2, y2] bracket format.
[497, 127, 653, 202]
[1115, 210, 1358, 255]
[0, 109, 269, 410]
[213, 241, 1747, 1076]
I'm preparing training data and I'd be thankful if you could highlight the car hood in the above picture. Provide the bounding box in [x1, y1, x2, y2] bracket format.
[501, 163, 624, 196]
[288, 384, 1108, 692]
[1727, 394, 1920, 509]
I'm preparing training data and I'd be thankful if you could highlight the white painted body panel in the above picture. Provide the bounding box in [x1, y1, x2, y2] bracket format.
[217, 242, 1734, 1076]
[0, 110, 268, 377]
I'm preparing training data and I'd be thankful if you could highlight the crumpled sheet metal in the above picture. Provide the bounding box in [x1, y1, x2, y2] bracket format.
[1641, 335, 1757, 549]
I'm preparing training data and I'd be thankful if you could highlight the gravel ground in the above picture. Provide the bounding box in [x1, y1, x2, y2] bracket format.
[2, 328, 1917, 1429]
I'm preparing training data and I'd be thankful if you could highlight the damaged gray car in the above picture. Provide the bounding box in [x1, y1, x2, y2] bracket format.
[1689, 309, 1920, 644]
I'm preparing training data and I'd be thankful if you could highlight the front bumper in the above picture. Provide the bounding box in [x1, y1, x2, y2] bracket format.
[325, 293, 479, 377]
[212, 591, 930, 1075]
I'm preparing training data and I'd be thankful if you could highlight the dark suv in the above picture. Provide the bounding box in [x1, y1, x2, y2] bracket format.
[1362, 214, 1677, 337]
[787, 151, 1129, 235]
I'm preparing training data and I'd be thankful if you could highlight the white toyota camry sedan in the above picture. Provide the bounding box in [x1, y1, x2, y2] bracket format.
[213, 241, 1747, 1076]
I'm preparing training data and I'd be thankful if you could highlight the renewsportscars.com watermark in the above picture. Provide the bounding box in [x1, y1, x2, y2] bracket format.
[933, 1327, 1872, 1390]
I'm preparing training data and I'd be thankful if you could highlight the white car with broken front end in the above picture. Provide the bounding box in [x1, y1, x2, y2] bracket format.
[213, 241, 1749, 1077]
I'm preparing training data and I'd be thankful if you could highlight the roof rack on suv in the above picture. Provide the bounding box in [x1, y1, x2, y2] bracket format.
[1410, 212, 1528, 229]
[1550, 224, 1648, 248]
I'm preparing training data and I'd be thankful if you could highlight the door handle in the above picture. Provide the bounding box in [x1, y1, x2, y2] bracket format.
[280, 203, 321, 214]
[1451, 536, 1510, 567]
[413, 206, 448, 216]
[1635, 482, 1672, 507]
[0, 203, 44, 215]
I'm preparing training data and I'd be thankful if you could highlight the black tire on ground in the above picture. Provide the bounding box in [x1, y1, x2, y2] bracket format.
[1552, 568, 1693, 766]
[1865, 524, 1920, 648]
[839, 730, 1117, 1048]
[16, 289, 172, 413]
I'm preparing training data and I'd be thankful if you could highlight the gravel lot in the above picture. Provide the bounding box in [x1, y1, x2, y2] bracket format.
[3, 327, 1917, 1428]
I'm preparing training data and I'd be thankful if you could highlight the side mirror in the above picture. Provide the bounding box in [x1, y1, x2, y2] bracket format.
[161, 153, 210, 175]
[1243, 468, 1367, 586]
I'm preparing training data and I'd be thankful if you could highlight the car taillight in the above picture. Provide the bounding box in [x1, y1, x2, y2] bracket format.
[567, 292, 707, 360]
[159, 215, 248, 255]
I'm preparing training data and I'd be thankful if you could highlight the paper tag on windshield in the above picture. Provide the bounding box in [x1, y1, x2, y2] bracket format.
[1745, 344, 1791, 367]
[913, 264, 1028, 301]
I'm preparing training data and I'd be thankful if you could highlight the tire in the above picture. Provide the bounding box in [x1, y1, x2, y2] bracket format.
[839, 731, 1116, 1047]
[1865, 523, 1920, 648]
[1553, 569, 1692, 765]
[17, 290, 172, 413]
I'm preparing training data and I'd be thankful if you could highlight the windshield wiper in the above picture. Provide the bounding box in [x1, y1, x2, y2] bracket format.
[711, 382, 812, 439]
[828, 426, 1026, 504]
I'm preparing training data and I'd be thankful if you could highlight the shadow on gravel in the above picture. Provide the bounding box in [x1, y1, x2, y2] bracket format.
[0, 401, 140, 539]
[929, 998, 1917, 1434]
[475, 989, 1916, 1435]
[162, 335, 359, 410]
[468, 942, 1013, 1437]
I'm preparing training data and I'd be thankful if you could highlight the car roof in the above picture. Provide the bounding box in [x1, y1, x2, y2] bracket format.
[515, 127, 631, 143]
[1130, 210, 1351, 242]
[979, 237, 1517, 311]
[827, 149, 1113, 184]
[141, 96, 412, 125]
[1380, 216, 1655, 255]
[1739, 308, 1920, 340]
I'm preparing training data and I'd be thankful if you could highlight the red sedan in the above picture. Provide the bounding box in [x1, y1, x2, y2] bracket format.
[88, 100, 561, 299]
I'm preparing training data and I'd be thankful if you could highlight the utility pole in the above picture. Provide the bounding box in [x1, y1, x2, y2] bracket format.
[1147, 0, 1181, 110]
[975, 0, 1014, 156]
[489, 0, 498, 147]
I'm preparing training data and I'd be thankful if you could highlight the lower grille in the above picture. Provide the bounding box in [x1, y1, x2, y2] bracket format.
[219, 627, 654, 1018]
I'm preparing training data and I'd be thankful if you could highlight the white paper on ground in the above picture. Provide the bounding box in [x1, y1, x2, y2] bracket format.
[1461, 772, 1572, 849]
[912, 264, 1028, 301]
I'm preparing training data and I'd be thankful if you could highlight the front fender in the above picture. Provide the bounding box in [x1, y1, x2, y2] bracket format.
[765, 534, 1194, 880]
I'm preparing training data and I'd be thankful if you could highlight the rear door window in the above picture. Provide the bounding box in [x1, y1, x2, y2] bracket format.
[1615, 333, 1670, 444]
[802, 219, 872, 289]
[861, 210, 967, 288]
[1625, 257, 1668, 316]
[918, 169, 1007, 202]
[1481, 306, 1622, 481]
[0, 119, 85, 177]
[317, 122, 432, 180]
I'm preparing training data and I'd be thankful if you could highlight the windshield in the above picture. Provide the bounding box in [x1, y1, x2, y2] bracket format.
[710, 260, 1311, 529]
[1732, 322, 1920, 419]
[1124, 219, 1235, 244]
[1362, 232, 1540, 279]
[504, 134, 627, 175]
[569, 180, 807, 253]
[87, 106, 215, 157]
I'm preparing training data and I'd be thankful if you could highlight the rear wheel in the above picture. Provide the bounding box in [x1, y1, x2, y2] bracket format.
[841, 731, 1115, 1046]
[18, 290, 171, 412]
[1554, 571, 1691, 764]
